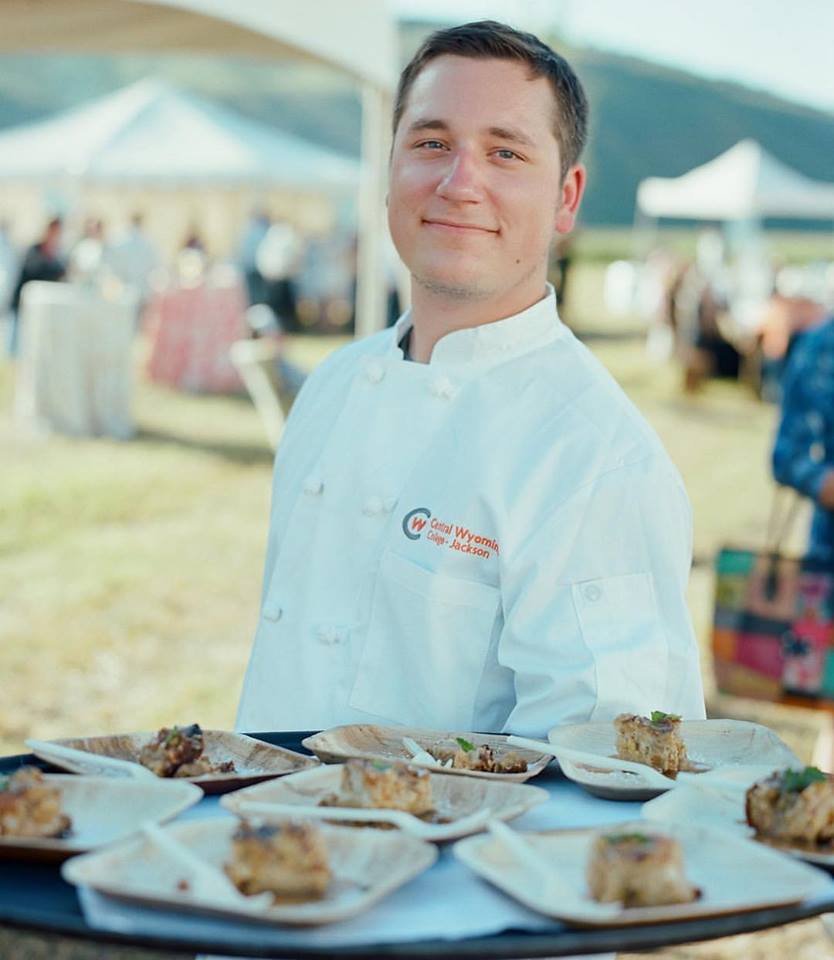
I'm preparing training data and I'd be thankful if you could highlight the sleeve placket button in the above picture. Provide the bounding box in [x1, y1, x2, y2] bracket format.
[263, 603, 283, 622]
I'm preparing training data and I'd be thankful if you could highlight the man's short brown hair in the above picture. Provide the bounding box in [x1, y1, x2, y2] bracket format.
[393, 20, 589, 179]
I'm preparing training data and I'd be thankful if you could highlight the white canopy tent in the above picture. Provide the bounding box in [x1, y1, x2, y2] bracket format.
[0, 0, 397, 335]
[636, 139, 834, 222]
[0, 78, 359, 188]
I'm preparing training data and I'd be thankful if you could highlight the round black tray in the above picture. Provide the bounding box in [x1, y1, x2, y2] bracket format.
[1, 731, 831, 959]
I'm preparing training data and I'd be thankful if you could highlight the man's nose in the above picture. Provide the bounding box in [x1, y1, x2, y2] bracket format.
[436, 151, 483, 202]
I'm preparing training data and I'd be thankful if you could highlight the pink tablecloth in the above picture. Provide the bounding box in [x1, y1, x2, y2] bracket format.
[145, 280, 246, 393]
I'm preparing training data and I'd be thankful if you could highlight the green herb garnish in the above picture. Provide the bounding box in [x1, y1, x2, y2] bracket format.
[455, 737, 475, 752]
[0, 776, 8, 792]
[371, 760, 390, 771]
[163, 726, 180, 746]
[605, 832, 650, 845]
[782, 767, 827, 792]
[650, 711, 681, 725]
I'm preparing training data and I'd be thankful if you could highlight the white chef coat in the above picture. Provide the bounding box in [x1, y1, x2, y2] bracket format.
[236, 286, 705, 737]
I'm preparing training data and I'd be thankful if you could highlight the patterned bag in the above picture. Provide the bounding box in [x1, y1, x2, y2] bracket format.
[712, 493, 834, 707]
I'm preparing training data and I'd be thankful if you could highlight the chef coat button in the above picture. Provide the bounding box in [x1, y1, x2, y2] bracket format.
[383, 497, 397, 514]
[315, 624, 343, 646]
[365, 361, 385, 384]
[304, 476, 324, 495]
[263, 602, 283, 622]
[363, 495, 384, 516]
[430, 375, 455, 399]
[583, 583, 602, 603]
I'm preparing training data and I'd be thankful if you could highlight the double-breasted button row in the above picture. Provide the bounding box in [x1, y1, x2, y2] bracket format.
[362, 495, 398, 517]
[364, 359, 456, 401]
[304, 476, 324, 495]
[365, 360, 386, 384]
[429, 376, 456, 400]
[315, 624, 347, 646]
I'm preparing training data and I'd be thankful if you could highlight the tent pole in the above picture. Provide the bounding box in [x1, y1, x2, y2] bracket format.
[631, 203, 656, 262]
[355, 82, 391, 338]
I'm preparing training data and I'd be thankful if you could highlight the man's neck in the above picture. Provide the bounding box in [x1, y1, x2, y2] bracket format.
[406, 279, 549, 364]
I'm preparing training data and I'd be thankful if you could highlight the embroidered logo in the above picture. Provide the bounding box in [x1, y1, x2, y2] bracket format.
[402, 507, 431, 540]
[401, 507, 499, 558]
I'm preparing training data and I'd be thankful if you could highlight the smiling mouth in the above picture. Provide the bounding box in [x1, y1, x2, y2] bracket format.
[422, 219, 497, 234]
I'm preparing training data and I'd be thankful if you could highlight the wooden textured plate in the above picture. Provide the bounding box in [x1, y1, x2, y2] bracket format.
[30, 731, 319, 794]
[547, 719, 801, 801]
[302, 724, 551, 782]
[0, 775, 201, 863]
[454, 819, 830, 927]
[643, 768, 834, 869]
[221, 764, 548, 842]
[62, 818, 437, 926]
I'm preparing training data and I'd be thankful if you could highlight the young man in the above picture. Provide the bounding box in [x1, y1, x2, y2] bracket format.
[237, 21, 705, 737]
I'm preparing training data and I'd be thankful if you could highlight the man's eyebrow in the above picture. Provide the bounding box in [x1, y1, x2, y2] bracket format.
[408, 117, 536, 147]
[406, 118, 537, 148]
[488, 125, 536, 148]
[406, 118, 449, 134]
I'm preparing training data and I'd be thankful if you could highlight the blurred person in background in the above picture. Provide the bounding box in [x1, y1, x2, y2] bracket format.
[176, 225, 208, 285]
[68, 216, 110, 287]
[256, 218, 302, 331]
[551, 232, 574, 312]
[237, 205, 271, 307]
[772, 295, 834, 566]
[675, 229, 740, 391]
[108, 212, 160, 317]
[237, 20, 704, 738]
[0, 218, 19, 342]
[182, 225, 206, 254]
[8, 216, 66, 357]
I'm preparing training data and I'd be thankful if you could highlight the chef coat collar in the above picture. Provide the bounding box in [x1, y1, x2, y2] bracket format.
[391, 283, 566, 369]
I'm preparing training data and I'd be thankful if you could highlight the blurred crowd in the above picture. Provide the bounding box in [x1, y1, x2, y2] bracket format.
[630, 229, 833, 400]
[0, 204, 402, 361]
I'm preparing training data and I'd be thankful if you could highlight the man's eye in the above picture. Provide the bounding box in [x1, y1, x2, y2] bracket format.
[416, 140, 446, 150]
[494, 148, 521, 161]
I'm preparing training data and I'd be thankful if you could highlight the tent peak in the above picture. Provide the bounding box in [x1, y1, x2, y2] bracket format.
[636, 137, 834, 221]
[0, 78, 359, 188]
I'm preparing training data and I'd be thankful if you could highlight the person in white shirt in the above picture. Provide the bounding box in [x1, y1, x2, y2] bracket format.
[236, 20, 705, 737]
[107, 212, 159, 310]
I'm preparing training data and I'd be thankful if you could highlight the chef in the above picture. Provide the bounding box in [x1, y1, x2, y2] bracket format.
[236, 20, 705, 737]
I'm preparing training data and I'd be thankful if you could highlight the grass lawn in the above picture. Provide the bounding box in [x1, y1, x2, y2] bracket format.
[0, 264, 829, 958]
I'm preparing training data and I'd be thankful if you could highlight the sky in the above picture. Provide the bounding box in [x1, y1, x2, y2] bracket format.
[393, 0, 834, 115]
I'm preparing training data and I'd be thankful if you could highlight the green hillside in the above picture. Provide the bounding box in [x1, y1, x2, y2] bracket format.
[573, 47, 834, 224]
[0, 40, 831, 226]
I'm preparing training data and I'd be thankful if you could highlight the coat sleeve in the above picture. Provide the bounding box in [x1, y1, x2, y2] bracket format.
[498, 456, 705, 738]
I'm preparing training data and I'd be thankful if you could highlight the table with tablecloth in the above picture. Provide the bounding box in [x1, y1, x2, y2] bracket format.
[144, 272, 246, 393]
[14, 280, 136, 439]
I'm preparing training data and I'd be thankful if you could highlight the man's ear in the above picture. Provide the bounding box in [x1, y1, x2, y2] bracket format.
[555, 164, 586, 235]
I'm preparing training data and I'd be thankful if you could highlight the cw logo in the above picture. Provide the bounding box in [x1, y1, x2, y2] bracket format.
[402, 507, 431, 541]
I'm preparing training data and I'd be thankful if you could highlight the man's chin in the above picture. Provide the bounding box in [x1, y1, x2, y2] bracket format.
[413, 272, 493, 302]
